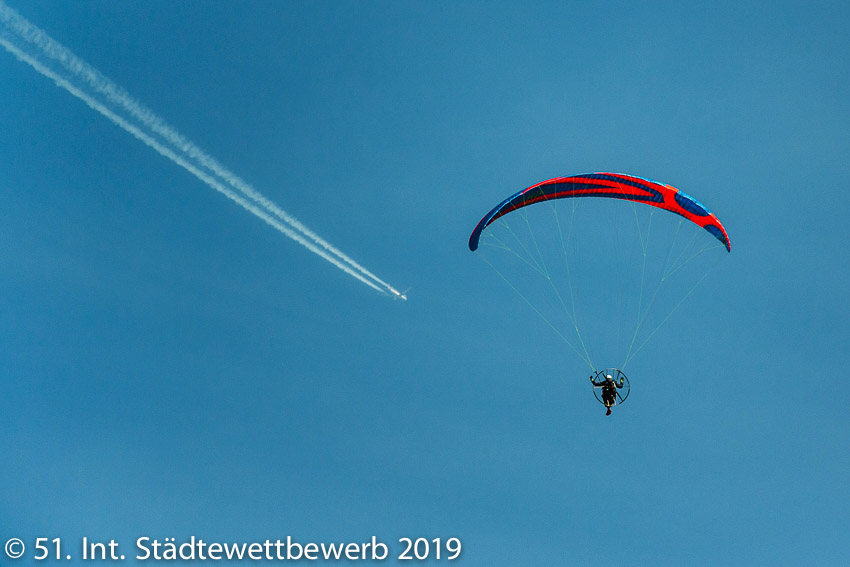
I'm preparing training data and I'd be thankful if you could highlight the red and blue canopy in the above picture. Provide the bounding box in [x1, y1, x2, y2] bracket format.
[468, 173, 731, 252]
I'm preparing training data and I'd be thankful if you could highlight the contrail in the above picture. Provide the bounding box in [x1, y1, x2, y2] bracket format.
[0, 34, 386, 293]
[0, 2, 406, 298]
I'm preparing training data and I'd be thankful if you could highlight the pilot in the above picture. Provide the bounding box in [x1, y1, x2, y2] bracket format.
[590, 373, 624, 416]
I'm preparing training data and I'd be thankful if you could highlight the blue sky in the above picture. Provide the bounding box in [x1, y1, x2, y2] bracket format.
[1, 1, 848, 565]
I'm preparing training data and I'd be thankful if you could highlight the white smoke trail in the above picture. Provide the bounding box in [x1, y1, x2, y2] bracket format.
[0, 2, 404, 297]
[0, 35, 387, 293]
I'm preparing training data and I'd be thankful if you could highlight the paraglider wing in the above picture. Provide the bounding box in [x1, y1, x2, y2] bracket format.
[468, 173, 731, 252]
